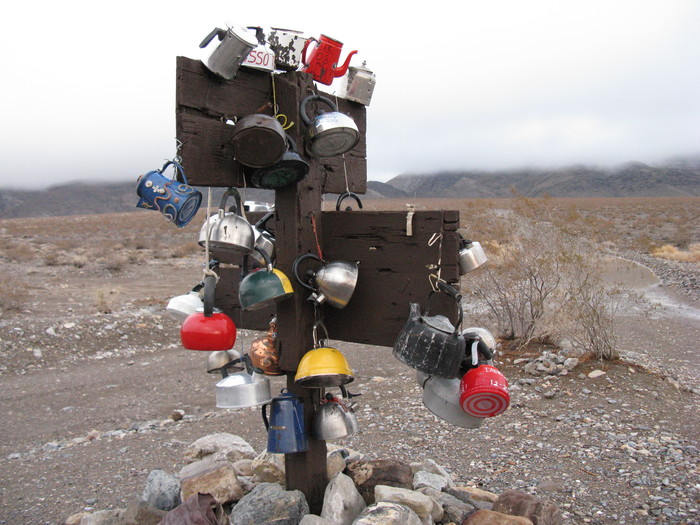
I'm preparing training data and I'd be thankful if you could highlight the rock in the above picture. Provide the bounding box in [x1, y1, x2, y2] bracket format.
[587, 370, 606, 379]
[374, 484, 442, 522]
[352, 501, 422, 525]
[169, 409, 185, 421]
[436, 491, 475, 524]
[462, 509, 534, 524]
[345, 459, 413, 504]
[252, 450, 286, 483]
[232, 459, 254, 477]
[231, 482, 309, 525]
[409, 458, 453, 482]
[184, 433, 256, 463]
[77, 509, 128, 525]
[413, 470, 451, 492]
[179, 461, 244, 504]
[65, 512, 88, 525]
[121, 499, 167, 525]
[563, 358, 579, 370]
[141, 469, 181, 511]
[447, 486, 499, 504]
[300, 516, 336, 525]
[321, 472, 367, 525]
[535, 480, 562, 493]
[327, 449, 347, 479]
[492, 490, 562, 525]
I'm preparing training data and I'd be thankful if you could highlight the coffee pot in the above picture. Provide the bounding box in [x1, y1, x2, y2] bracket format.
[292, 253, 359, 309]
[301, 35, 357, 86]
[262, 389, 308, 454]
[199, 26, 258, 80]
[241, 26, 276, 72]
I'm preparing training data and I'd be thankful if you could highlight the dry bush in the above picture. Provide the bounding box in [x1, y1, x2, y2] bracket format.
[651, 243, 700, 263]
[95, 288, 120, 314]
[465, 208, 622, 360]
[0, 275, 29, 313]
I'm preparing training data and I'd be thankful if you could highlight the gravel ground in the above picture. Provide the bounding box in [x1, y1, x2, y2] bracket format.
[0, 220, 698, 524]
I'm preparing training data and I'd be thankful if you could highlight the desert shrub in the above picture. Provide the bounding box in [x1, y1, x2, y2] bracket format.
[95, 288, 120, 314]
[651, 243, 700, 263]
[0, 275, 29, 313]
[465, 211, 622, 360]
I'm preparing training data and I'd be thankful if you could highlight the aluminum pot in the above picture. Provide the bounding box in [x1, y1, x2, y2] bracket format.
[166, 282, 204, 321]
[215, 354, 271, 408]
[418, 371, 484, 429]
[311, 385, 360, 440]
[207, 349, 243, 375]
[300, 95, 359, 157]
[199, 26, 258, 80]
[231, 114, 287, 168]
[198, 188, 255, 259]
[458, 236, 487, 275]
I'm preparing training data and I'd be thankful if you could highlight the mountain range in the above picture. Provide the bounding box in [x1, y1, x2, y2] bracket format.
[1, 157, 698, 219]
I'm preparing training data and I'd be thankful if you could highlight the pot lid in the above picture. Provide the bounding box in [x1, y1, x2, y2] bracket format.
[230, 27, 260, 47]
[423, 314, 455, 333]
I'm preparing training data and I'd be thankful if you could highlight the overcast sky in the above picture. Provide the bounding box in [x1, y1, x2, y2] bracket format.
[1, 0, 698, 189]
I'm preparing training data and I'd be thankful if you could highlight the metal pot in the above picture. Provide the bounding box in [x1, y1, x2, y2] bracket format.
[231, 114, 287, 168]
[247, 136, 309, 189]
[295, 322, 354, 388]
[241, 27, 276, 72]
[458, 236, 487, 275]
[459, 365, 510, 418]
[199, 26, 258, 80]
[418, 372, 484, 429]
[166, 282, 204, 321]
[198, 188, 255, 259]
[207, 349, 243, 375]
[338, 61, 376, 106]
[262, 389, 308, 453]
[266, 28, 308, 71]
[215, 355, 272, 409]
[250, 210, 276, 266]
[311, 385, 360, 440]
[238, 247, 294, 311]
[180, 275, 237, 351]
[292, 253, 358, 309]
[392, 281, 465, 378]
[300, 95, 359, 157]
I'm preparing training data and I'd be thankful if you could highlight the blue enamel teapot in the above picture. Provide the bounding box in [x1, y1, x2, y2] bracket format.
[136, 161, 202, 227]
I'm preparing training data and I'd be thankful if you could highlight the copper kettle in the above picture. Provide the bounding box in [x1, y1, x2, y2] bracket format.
[249, 316, 283, 375]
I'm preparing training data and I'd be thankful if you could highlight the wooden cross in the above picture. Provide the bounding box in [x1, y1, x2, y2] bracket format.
[176, 57, 460, 512]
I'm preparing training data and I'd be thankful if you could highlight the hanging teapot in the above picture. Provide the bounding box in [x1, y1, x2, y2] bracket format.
[238, 247, 294, 311]
[199, 26, 259, 80]
[249, 316, 283, 375]
[338, 61, 376, 106]
[295, 322, 354, 388]
[198, 188, 255, 260]
[417, 372, 484, 429]
[246, 136, 310, 190]
[241, 26, 276, 72]
[460, 365, 510, 418]
[180, 275, 237, 351]
[458, 235, 487, 275]
[311, 385, 360, 440]
[292, 253, 358, 309]
[207, 349, 243, 375]
[166, 281, 205, 321]
[231, 113, 287, 168]
[262, 389, 308, 454]
[460, 327, 496, 373]
[136, 161, 202, 228]
[266, 28, 308, 71]
[392, 281, 465, 379]
[215, 354, 272, 409]
[301, 34, 357, 86]
[300, 95, 360, 157]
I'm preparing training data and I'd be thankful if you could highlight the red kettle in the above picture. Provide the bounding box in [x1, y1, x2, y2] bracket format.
[180, 275, 237, 351]
[301, 35, 357, 86]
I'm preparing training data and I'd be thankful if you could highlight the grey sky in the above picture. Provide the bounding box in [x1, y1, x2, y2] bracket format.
[1, 0, 698, 189]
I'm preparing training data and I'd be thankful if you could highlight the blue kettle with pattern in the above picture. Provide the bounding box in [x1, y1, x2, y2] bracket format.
[136, 160, 202, 228]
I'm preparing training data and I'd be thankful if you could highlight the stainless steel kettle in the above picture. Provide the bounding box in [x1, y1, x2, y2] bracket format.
[311, 385, 360, 440]
[458, 235, 487, 275]
[299, 95, 360, 157]
[292, 253, 359, 309]
[198, 188, 255, 260]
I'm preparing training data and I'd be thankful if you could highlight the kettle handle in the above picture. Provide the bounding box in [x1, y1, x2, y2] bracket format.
[199, 27, 227, 48]
[312, 321, 330, 348]
[292, 253, 322, 291]
[261, 402, 270, 430]
[335, 192, 363, 211]
[426, 281, 463, 333]
[241, 246, 274, 279]
[299, 95, 338, 126]
[218, 187, 243, 217]
[301, 37, 318, 67]
[160, 160, 189, 185]
[254, 209, 275, 231]
[202, 274, 216, 317]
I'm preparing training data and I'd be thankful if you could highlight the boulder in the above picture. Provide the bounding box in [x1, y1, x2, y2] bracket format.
[77, 510, 128, 525]
[251, 450, 286, 484]
[351, 501, 422, 525]
[299, 516, 336, 525]
[434, 491, 475, 524]
[121, 499, 167, 525]
[374, 484, 443, 522]
[230, 482, 309, 525]
[141, 469, 181, 511]
[492, 490, 562, 525]
[184, 433, 256, 464]
[321, 473, 366, 525]
[180, 461, 244, 505]
[463, 509, 534, 524]
[345, 459, 413, 504]
[327, 449, 348, 479]
[413, 470, 451, 492]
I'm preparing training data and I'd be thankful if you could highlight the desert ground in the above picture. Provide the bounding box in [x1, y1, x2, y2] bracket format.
[0, 197, 699, 525]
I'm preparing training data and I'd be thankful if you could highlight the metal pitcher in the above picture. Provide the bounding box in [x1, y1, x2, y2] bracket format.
[262, 389, 308, 454]
[266, 28, 308, 71]
[199, 27, 258, 80]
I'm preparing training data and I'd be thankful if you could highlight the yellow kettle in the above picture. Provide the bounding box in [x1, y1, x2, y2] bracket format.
[294, 322, 353, 388]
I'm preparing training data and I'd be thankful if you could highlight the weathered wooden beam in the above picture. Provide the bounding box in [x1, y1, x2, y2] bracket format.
[175, 56, 366, 194]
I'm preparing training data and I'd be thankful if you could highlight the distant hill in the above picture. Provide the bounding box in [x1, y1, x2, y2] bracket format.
[381, 158, 700, 199]
[1, 157, 699, 218]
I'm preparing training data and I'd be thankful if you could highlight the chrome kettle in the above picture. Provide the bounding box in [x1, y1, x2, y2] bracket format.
[292, 253, 359, 309]
[311, 386, 360, 440]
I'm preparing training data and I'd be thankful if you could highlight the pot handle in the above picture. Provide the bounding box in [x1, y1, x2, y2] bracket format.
[218, 187, 243, 217]
[202, 274, 216, 317]
[425, 281, 463, 333]
[261, 402, 270, 431]
[292, 253, 322, 291]
[199, 27, 226, 48]
[336, 191, 363, 211]
[300, 37, 318, 68]
[299, 95, 338, 126]
[160, 160, 189, 185]
[312, 321, 330, 349]
[241, 246, 274, 280]
[254, 209, 275, 231]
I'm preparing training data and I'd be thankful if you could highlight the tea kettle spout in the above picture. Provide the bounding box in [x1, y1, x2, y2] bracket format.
[333, 50, 358, 78]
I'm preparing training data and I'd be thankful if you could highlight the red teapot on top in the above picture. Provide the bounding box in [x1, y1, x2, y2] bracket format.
[301, 35, 357, 86]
